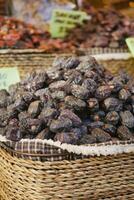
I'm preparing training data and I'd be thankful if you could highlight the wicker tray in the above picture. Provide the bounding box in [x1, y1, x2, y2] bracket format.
[0, 49, 134, 79]
[0, 139, 134, 200]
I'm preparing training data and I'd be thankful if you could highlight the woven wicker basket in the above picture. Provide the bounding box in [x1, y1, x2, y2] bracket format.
[0, 48, 134, 199]
[0, 48, 134, 79]
[0, 140, 134, 200]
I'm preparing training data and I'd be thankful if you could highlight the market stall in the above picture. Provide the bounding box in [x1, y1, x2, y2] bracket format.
[0, 1, 134, 200]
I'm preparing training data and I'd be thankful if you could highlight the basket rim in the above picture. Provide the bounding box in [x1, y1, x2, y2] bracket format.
[0, 48, 132, 61]
[0, 47, 129, 54]
[0, 137, 134, 157]
[0, 142, 70, 157]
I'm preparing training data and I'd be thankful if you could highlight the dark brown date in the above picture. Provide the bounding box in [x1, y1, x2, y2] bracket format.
[117, 126, 134, 140]
[71, 84, 90, 100]
[120, 111, 134, 128]
[65, 96, 86, 111]
[28, 101, 42, 118]
[105, 111, 120, 125]
[50, 118, 72, 133]
[104, 97, 123, 112]
[91, 128, 111, 143]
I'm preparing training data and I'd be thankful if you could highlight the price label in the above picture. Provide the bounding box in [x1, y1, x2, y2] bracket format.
[50, 9, 90, 38]
[126, 37, 134, 56]
[0, 67, 20, 90]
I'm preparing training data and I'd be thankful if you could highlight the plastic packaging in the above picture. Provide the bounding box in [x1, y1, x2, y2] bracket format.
[12, 0, 75, 30]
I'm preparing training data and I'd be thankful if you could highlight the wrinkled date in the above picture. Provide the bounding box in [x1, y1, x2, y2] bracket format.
[0, 56, 134, 145]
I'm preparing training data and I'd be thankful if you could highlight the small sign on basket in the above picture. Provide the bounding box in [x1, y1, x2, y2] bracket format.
[50, 9, 90, 38]
[126, 37, 134, 56]
[0, 67, 20, 90]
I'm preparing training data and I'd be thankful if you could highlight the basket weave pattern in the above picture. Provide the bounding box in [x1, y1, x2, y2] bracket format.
[0, 147, 134, 200]
[0, 49, 134, 79]
[100, 59, 134, 76]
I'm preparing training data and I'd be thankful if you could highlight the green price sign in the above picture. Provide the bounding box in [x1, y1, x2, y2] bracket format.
[0, 67, 20, 90]
[126, 37, 134, 56]
[50, 9, 90, 38]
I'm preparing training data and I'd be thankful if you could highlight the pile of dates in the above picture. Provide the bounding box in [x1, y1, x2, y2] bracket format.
[65, 8, 134, 49]
[0, 16, 67, 51]
[0, 56, 134, 145]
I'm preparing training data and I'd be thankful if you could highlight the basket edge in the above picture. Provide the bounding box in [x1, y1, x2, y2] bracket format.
[0, 136, 134, 157]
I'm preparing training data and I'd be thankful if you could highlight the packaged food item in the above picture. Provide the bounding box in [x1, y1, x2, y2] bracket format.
[1, 56, 134, 144]
[12, 0, 75, 30]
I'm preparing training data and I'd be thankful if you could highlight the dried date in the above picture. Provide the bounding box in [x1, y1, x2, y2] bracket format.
[102, 124, 116, 136]
[30, 72, 47, 91]
[84, 70, 98, 81]
[90, 111, 105, 121]
[82, 78, 97, 94]
[79, 134, 97, 145]
[35, 88, 52, 104]
[35, 128, 52, 140]
[47, 68, 63, 82]
[26, 118, 44, 135]
[88, 98, 99, 112]
[71, 84, 90, 100]
[51, 91, 66, 101]
[50, 118, 72, 133]
[89, 121, 104, 130]
[77, 57, 98, 73]
[0, 90, 9, 108]
[119, 89, 131, 101]
[65, 96, 86, 111]
[13, 98, 27, 112]
[117, 126, 134, 140]
[67, 70, 83, 85]
[0, 109, 8, 127]
[61, 57, 80, 69]
[6, 127, 23, 142]
[105, 111, 120, 125]
[91, 128, 111, 143]
[59, 109, 82, 127]
[54, 131, 79, 144]
[28, 101, 42, 118]
[39, 107, 58, 125]
[104, 97, 123, 112]
[49, 80, 66, 92]
[23, 92, 36, 104]
[108, 78, 123, 92]
[95, 85, 113, 100]
[120, 111, 134, 128]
